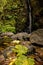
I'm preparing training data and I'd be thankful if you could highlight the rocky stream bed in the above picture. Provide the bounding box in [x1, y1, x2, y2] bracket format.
[0, 29, 43, 65]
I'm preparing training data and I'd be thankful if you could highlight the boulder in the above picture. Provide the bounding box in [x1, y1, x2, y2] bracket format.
[11, 32, 30, 41]
[30, 29, 43, 46]
[1, 32, 14, 37]
[0, 32, 14, 44]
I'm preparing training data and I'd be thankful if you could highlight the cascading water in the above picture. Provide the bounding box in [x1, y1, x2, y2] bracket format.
[25, 0, 32, 33]
[29, 1, 32, 33]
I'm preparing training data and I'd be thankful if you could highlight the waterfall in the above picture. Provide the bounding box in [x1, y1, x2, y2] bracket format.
[26, 0, 32, 33]
[29, 2, 32, 33]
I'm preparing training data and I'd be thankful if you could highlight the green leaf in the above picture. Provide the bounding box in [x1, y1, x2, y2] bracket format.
[28, 58, 35, 65]
[12, 55, 35, 65]
[1, 25, 16, 33]
[0, 0, 7, 12]
[12, 45, 28, 56]
[14, 55, 27, 65]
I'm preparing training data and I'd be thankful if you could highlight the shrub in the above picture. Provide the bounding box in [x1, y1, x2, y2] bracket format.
[12, 45, 28, 56]
[0, 24, 16, 33]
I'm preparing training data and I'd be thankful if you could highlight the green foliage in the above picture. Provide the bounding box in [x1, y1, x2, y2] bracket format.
[14, 55, 27, 65]
[12, 45, 28, 56]
[0, 0, 7, 12]
[12, 42, 35, 65]
[4, 19, 16, 26]
[0, 0, 27, 32]
[28, 58, 35, 65]
[12, 55, 35, 65]
[0, 25, 16, 33]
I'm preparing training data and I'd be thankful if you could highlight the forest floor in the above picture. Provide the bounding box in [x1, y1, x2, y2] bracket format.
[0, 31, 43, 65]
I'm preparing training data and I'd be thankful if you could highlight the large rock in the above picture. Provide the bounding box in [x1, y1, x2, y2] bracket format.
[0, 32, 14, 46]
[1, 32, 14, 37]
[30, 29, 43, 46]
[11, 32, 30, 41]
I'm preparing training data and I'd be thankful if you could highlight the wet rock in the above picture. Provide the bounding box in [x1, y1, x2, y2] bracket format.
[11, 32, 30, 41]
[3, 36, 12, 43]
[0, 32, 14, 46]
[1, 32, 14, 37]
[0, 32, 30, 44]
[0, 36, 12, 47]
[30, 29, 43, 46]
